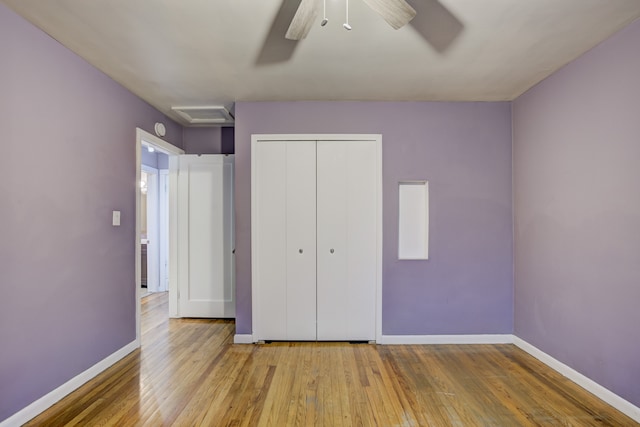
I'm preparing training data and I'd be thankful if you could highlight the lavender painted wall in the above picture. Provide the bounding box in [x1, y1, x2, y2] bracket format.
[142, 149, 159, 168]
[157, 152, 169, 170]
[234, 101, 513, 335]
[221, 127, 235, 154]
[513, 20, 640, 406]
[0, 4, 183, 421]
[141, 150, 169, 170]
[183, 127, 222, 154]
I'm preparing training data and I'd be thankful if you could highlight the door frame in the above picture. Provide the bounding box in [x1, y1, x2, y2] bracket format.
[250, 134, 383, 342]
[135, 128, 184, 343]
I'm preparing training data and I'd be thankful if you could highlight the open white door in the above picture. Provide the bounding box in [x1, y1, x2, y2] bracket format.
[136, 128, 185, 343]
[158, 170, 170, 292]
[177, 154, 235, 318]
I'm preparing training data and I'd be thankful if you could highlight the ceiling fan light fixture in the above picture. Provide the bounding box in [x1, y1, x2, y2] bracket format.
[344, 0, 352, 31]
[321, 0, 328, 26]
[289, 0, 416, 39]
[361, 0, 416, 30]
[285, 0, 319, 40]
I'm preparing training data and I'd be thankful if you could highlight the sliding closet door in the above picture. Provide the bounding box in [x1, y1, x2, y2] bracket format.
[253, 141, 316, 340]
[316, 141, 378, 341]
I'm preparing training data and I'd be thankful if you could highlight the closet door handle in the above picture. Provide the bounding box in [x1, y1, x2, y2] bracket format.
[330, 248, 334, 254]
[299, 249, 304, 254]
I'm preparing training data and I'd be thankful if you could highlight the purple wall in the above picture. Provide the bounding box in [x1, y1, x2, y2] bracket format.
[221, 127, 235, 154]
[141, 150, 169, 170]
[157, 152, 169, 170]
[183, 127, 222, 154]
[513, 20, 640, 406]
[0, 4, 183, 422]
[141, 149, 159, 168]
[234, 101, 513, 335]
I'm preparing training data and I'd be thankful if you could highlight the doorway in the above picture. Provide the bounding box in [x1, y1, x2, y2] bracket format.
[135, 128, 184, 343]
[141, 164, 167, 296]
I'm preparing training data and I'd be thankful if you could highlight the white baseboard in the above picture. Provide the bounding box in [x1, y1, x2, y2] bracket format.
[0, 339, 139, 427]
[513, 336, 640, 423]
[233, 334, 255, 344]
[6, 334, 636, 424]
[377, 334, 514, 345]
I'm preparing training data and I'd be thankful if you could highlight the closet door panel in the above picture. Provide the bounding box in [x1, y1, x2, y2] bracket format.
[316, 143, 349, 340]
[285, 142, 317, 340]
[344, 142, 377, 339]
[317, 141, 377, 341]
[254, 142, 288, 339]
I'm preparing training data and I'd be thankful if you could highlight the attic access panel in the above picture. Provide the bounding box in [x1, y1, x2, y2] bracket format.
[171, 106, 234, 125]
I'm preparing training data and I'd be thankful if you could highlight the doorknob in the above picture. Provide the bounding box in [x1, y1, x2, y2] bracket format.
[299, 249, 303, 254]
[330, 248, 334, 254]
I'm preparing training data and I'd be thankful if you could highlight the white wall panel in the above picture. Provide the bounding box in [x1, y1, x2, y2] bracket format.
[398, 181, 429, 260]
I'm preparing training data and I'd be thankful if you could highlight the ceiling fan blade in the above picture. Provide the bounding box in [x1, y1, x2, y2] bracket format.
[362, 0, 416, 30]
[285, 0, 319, 40]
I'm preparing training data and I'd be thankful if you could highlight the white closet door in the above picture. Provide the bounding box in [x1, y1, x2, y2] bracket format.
[254, 141, 316, 340]
[316, 141, 377, 340]
[253, 143, 287, 339]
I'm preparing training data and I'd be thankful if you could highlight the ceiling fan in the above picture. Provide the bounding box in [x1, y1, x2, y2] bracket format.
[285, 0, 417, 40]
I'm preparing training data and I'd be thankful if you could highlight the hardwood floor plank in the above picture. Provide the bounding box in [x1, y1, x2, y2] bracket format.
[24, 292, 639, 426]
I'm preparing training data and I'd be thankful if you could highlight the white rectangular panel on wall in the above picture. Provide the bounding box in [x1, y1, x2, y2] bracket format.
[398, 181, 429, 260]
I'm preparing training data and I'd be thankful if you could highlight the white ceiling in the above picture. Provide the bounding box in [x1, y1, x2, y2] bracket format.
[3, 0, 640, 125]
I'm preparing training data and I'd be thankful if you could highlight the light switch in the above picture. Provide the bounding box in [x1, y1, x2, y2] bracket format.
[112, 210, 121, 226]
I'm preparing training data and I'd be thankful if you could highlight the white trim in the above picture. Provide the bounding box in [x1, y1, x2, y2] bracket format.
[375, 138, 383, 343]
[250, 138, 259, 337]
[137, 128, 185, 155]
[0, 340, 138, 427]
[168, 156, 180, 317]
[233, 334, 255, 344]
[135, 128, 184, 339]
[514, 337, 640, 423]
[378, 334, 515, 345]
[252, 133, 380, 142]
[251, 134, 382, 342]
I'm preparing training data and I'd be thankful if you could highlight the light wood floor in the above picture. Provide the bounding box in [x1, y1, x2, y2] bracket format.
[26, 292, 637, 426]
